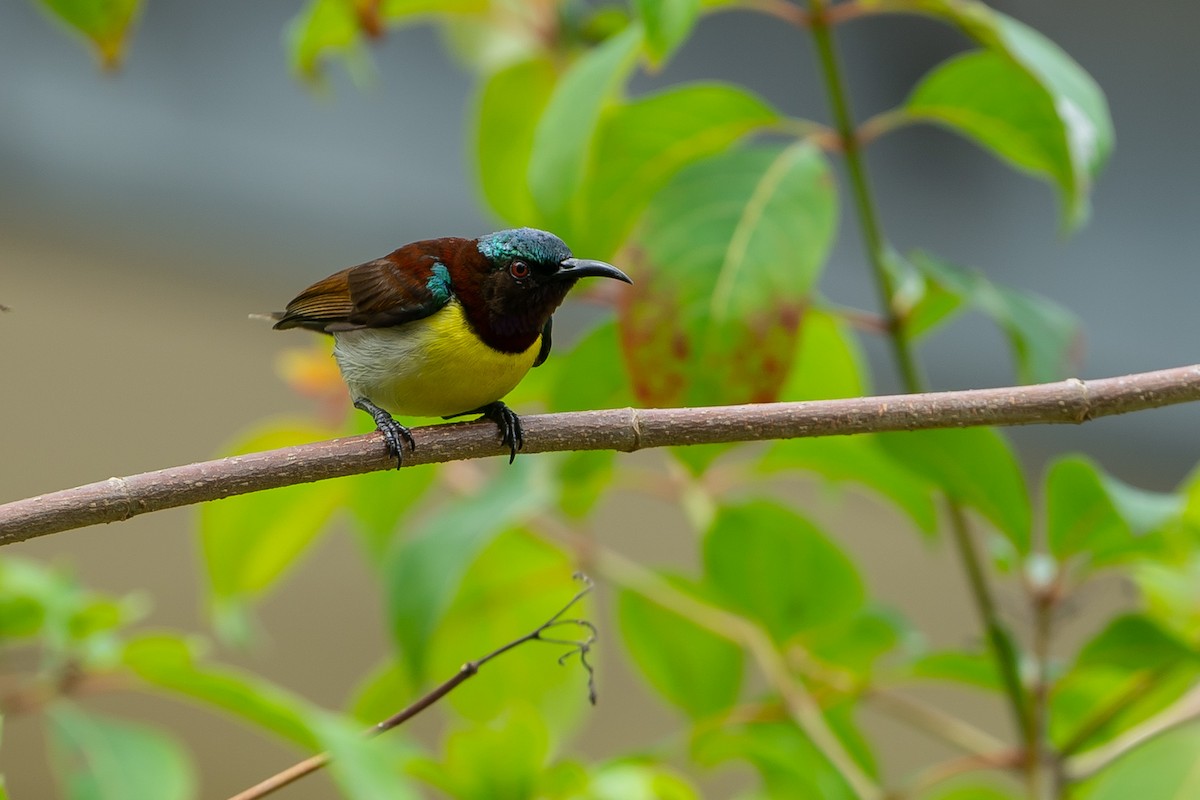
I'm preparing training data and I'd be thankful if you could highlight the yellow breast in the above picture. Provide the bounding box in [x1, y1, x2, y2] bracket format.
[332, 300, 540, 419]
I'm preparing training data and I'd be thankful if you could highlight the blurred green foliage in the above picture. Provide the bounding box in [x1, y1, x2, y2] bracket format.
[14, 1, 1200, 799]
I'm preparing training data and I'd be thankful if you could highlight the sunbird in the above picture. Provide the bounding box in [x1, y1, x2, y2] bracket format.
[272, 228, 631, 466]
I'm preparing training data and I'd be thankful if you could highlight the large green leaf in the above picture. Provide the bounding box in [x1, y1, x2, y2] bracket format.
[47, 704, 195, 800]
[703, 501, 864, 643]
[879, 2, 1113, 227]
[877, 427, 1031, 553]
[199, 421, 346, 640]
[634, 0, 700, 66]
[621, 142, 837, 408]
[761, 436, 939, 538]
[528, 25, 643, 230]
[475, 56, 558, 226]
[905, 251, 1081, 384]
[1081, 723, 1200, 799]
[1045, 456, 1174, 570]
[617, 576, 743, 718]
[386, 460, 554, 682]
[579, 82, 780, 259]
[124, 633, 321, 748]
[34, 0, 142, 68]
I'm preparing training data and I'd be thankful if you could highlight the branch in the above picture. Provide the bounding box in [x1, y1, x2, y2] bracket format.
[228, 575, 596, 800]
[1064, 681, 1200, 781]
[3, 364, 1200, 544]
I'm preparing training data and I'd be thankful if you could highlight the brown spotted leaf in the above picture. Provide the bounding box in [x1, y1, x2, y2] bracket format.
[619, 142, 837, 409]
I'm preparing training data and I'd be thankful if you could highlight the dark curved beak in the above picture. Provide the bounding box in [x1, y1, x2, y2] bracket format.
[558, 257, 633, 284]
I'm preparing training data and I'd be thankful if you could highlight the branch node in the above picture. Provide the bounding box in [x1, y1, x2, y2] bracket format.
[1067, 377, 1093, 423]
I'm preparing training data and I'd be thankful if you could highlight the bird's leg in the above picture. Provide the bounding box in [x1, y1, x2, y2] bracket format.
[444, 401, 524, 464]
[353, 398, 415, 469]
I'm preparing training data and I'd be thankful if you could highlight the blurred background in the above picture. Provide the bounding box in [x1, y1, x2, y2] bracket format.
[2, 0, 1198, 796]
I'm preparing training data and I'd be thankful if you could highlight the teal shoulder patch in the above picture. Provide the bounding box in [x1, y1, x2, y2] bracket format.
[427, 263, 453, 303]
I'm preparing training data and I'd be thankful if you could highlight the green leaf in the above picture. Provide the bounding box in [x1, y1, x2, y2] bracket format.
[907, 251, 1081, 384]
[312, 712, 419, 800]
[622, 142, 837, 408]
[579, 82, 779, 259]
[693, 721, 860, 799]
[34, 0, 141, 68]
[585, 760, 700, 800]
[888, 3, 1113, 227]
[634, 0, 700, 66]
[475, 56, 558, 226]
[287, 0, 485, 84]
[557, 450, 616, 519]
[877, 428, 1031, 553]
[528, 25, 643, 229]
[1046, 456, 1130, 563]
[47, 704, 195, 800]
[804, 607, 905, 678]
[286, 0, 366, 83]
[1081, 723, 1200, 799]
[1076, 614, 1196, 673]
[922, 781, 1021, 800]
[409, 710, 549, 799]
[907, 52, 1078, 217]
[703, 500, 864, 642]
[760, 436, 939, 537]
[906, 650, 1002, 692]
[199, 421, 345, 637]
[348, 463, 439, 560]
[617, 576, 743, 718]
[124, 633, 320, 749]
[386, 459, 553, 682]
[1136, 557, 1200, 642]
[780, 309, 867, 401]
[428, 531, 592, 727]
[550, 320, 634, 412]
[347, 659, 415, 725]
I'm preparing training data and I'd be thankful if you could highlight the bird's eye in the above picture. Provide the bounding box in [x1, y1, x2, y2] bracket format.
[510, 260, 530, 279]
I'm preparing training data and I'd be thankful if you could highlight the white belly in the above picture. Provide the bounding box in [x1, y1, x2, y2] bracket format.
[332, 300, 540, 418]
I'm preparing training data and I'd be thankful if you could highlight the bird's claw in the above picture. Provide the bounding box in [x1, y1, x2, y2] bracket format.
[479, 402, 524, 464]
[354, 398, 414, 469]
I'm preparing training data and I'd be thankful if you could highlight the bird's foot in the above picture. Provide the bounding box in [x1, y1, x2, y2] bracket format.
[479, 401, 524, 464]
[354, 398, 415, 469]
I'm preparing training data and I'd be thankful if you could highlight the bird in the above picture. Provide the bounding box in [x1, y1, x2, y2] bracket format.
[271, 228, 632, 466]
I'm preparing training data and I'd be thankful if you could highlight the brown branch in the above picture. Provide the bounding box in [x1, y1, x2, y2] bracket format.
[228, 576, 596, 800]
[3, 364, 1200, 545]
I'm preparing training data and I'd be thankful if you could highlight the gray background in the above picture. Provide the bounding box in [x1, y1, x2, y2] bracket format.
[1, 0, 1197, 796]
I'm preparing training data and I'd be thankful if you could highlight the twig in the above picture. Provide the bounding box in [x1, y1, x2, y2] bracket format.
[866, 687, 1008, 757]
[3, 363, 1200, 544]
[228, 575, 597, 800]
[1065, 681, 1200, 781]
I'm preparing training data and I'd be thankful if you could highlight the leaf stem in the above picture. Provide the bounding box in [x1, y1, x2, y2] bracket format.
[807, 0, 923, 392]
[807, 0, 1036, 765]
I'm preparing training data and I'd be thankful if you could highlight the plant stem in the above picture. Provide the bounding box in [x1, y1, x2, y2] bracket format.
[806, 0, 1037, 774]
[807, 1, 923, 393]
[946, 500, 1036, 761]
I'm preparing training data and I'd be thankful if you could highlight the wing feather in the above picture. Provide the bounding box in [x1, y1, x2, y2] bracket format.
[272, 240, 462, 333]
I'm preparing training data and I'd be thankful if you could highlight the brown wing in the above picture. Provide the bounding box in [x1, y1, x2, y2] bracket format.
[271, 241, 461, 333]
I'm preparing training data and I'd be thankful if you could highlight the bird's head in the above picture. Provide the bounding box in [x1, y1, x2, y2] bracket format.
[469, 228, 631, 332]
